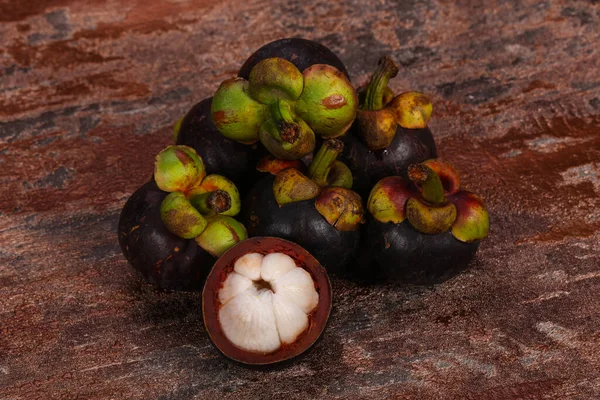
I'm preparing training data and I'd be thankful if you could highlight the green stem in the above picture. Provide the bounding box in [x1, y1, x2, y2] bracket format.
[408, 164, 446, 205]
[270, 99, 300, 144]
[308, 139, 344, 186]
[189, 190, 232, 215]
[363, 56, 399, 111]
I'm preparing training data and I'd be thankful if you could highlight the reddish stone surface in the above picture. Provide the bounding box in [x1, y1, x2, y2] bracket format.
[1, 0, 599, 399]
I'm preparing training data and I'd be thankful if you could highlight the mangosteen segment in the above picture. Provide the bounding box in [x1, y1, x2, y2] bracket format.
[202, 237, 332, 364]
[218, 251, 319, 353]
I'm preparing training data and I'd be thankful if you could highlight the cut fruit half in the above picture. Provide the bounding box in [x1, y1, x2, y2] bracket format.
[202, 237, 332, 364]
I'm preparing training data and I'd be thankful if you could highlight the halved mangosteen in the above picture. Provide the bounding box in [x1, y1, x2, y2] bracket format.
[202, 237, 332, 365]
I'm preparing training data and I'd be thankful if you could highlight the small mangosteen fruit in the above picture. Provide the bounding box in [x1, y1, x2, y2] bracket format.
[118, 145, 248, 290]
[202, 237, 332, 364]
[242, 139, 364, 274]
[118, 181, 215, 291]
[212, 57, 357, 160]
[174, 97, 264, 195]
[340, 56, 437, 197]
[238, 37, 349, 80]
[366, 159, 489, 284]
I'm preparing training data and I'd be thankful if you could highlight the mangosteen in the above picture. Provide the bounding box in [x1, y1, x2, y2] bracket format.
[202, 236, 332, 364]
[339, 56, 437, 197]
[118, 181, 214, 291]
[365, 159, 489, 284]
[242, 139, 364, 274]
[174, 97, 264, 194]
[211, 57, 357, 160]
[238, 37, 349, 80]
[118, 145, 248, 290]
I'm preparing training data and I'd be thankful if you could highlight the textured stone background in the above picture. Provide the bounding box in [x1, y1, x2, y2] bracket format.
[1, 0, 599, 399]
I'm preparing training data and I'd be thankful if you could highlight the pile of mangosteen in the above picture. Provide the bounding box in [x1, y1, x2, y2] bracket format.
[118, 38, 489, 365]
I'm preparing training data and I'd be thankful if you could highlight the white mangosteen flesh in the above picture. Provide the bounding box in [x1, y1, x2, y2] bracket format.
[218, 252, 319, 353]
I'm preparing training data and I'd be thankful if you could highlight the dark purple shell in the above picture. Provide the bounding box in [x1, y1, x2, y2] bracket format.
[340, 126, 437, 198]
[241, 175, 360, 274]
[239, 38, 349, 80]
[118, 181, 215, 291]
[366, 218, 479, 285]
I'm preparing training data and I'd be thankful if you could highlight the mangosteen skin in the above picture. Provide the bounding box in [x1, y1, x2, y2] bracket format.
[340, 126, 437, 197]
[238, 38, 349, 80]
[118, 181, 215, 291]
[176, 97, 264, 194]
[242, 175, 360, 274]
[366, 218, 479, 285]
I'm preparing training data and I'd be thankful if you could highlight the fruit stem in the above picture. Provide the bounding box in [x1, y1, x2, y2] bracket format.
[270, 99, 300, 144]
[408, 164, 446, 205]
[190, 190, 232, 215]
[363, 56, 399, 111]
[308, 139, 344, 186]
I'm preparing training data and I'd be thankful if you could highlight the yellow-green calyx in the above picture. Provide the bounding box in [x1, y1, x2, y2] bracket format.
[212, 57, 357, 159]
[273, 139, 353, 206]
[357, 56, 433, 150]
[188, 174, 241, 217]
[160, 192, 208, 239]
[273, 168, 321, 206]
[315, 187, 364, 231]
[450, 191, 489, 242]
[154, 145, 206, 193]
[194, 215, 248, 257]
[367, 160, 490, 242]
[153, 145, 244, 246]
[367, 176, 413, 224]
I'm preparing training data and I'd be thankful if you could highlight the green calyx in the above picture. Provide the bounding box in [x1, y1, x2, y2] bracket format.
[368, 160, 489, 241]
[195, 215, 248, 257]
[367, 176, 413, 224]
[188, 174, 241, 217]
[450, 191, 489, 242]
[406, 163, 455, 233]
[212, 57, 358, 159]
[154, 145, 206, 193]
[273, 139, 353, 206]
[357, 56, 433, 150]
[315, 187, 364, 231]
[160, 192, 208, 239]
[154, 145, 244, 247]
[273, 168, 321, 206]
